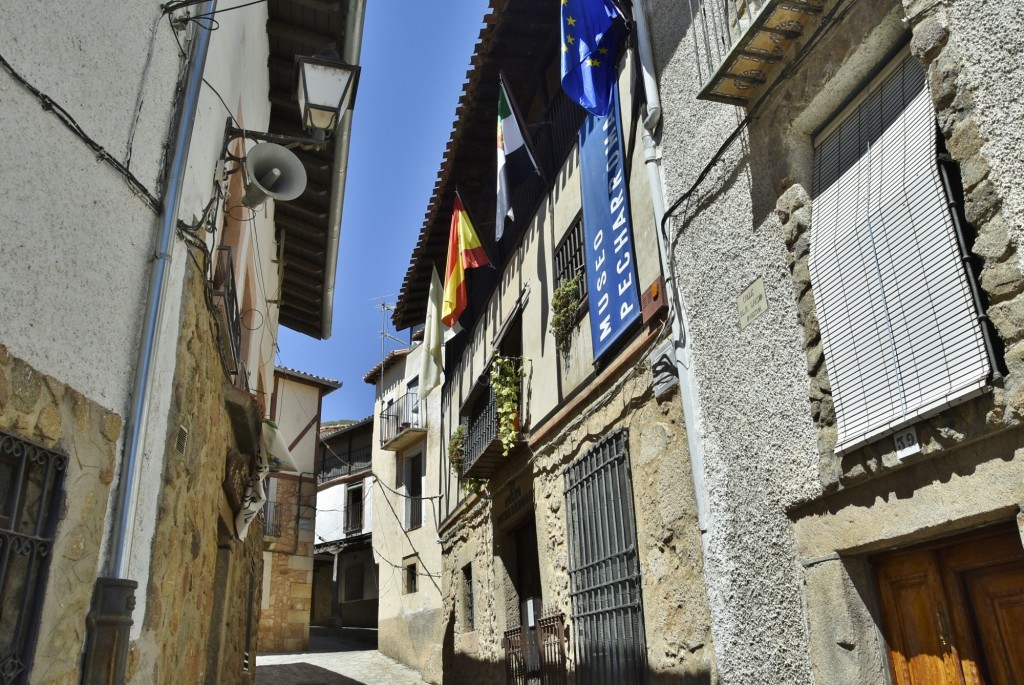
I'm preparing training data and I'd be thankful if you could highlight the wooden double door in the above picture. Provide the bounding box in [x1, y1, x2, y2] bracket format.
[873, 523, 1024, 685]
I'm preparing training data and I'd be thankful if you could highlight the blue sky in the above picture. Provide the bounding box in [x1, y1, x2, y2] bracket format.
[277, 1, 490, 422]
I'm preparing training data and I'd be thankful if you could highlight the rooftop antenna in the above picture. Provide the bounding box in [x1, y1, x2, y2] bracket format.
[375, 297, 403, 398]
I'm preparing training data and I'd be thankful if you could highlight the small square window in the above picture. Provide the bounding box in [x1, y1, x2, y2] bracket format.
[404, 558, 418, 594]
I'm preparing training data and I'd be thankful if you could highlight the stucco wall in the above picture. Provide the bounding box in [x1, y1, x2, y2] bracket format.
[0, 0, 182, 414]
[649, 0, 1024, 682]
[272, 376, 322, 474]
[373, 342, 447, 683]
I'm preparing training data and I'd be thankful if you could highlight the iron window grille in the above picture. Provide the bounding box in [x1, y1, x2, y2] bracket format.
[0, 430, 68, 685]
[563, 428, 647, 683]
[262, 500, 284, 538]
[553, 213, 588, 305]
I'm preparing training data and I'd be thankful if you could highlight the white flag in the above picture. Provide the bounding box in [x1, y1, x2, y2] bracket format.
[420, 267, 444, 398]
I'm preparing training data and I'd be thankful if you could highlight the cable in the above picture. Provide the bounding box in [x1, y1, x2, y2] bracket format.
[162, 0, 267, 18]
[0, 52, 161, 212]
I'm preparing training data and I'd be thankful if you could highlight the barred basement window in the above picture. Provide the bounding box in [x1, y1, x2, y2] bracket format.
[554, 213, 588, 301]
[0, 430, 68, 684]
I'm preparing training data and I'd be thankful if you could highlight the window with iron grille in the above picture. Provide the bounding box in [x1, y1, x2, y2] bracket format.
[564, 428, 647, 682]
[0, 430, 68, 685]
[554, 213, 588, 304]
[462, 564, 475, 631]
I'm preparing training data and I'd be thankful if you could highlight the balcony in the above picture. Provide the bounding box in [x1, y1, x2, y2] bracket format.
[211, 245, 246, 389]
[344, 499, 363, 535]
[318, 446, 372, 484]
[461, 373, 523, 481]
[262, 499, 284, 538]
[380, 392, 426, 452]
[697, 0, 827, 106]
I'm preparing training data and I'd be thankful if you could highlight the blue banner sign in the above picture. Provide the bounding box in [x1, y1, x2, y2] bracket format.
[578, 86, 641, 361]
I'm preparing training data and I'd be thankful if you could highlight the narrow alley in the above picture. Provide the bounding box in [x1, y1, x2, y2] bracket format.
[255, 629, 427, 685]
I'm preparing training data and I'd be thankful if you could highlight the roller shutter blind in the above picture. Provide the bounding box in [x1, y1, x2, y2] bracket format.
[810, 51, 989, 455]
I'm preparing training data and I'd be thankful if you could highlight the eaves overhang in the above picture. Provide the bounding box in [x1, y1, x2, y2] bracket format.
[268, 0, 364, 340]
[391, 0, 562, 331]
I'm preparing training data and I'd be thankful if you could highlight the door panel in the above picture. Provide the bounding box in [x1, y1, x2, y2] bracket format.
[963, 563, 1024, 685]
[874, 523, 1024, 685]
[875, 552, 967, 685]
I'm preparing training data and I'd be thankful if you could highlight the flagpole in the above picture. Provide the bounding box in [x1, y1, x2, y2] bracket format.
[499, 71, 546, 184]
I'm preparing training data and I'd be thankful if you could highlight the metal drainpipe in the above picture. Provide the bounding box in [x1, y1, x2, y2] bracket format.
[83, 4, 216, 683]
[633, 0, 710, 534]
[319, 0, 366, 339]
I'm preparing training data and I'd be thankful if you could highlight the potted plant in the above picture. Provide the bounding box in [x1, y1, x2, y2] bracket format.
[490, 356, 525, 457]
[551, 272, 583, 355]
[448, 423, 467, 474]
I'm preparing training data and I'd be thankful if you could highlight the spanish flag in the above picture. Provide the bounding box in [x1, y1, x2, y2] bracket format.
[442, 194, 489, 328]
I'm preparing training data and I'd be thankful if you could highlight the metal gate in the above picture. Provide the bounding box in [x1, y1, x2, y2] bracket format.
[503, 611, 568, 685]
[564, 428, 646, 683]
[0, 430, 68, 685]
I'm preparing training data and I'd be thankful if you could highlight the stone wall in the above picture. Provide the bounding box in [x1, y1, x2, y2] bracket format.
[128, 257, 263, 685]
[439, 337, 715, 684]
[258, 474, 316, 653]
[0, 346, 122, 685]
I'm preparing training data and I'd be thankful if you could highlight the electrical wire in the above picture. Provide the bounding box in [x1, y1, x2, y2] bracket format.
[0, 52, 161, 212]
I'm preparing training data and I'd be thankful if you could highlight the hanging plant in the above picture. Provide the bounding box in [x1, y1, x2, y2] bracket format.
[490, 356, 525, 457]
[551, 273, 583, 355]
[448, 423, 467, 474]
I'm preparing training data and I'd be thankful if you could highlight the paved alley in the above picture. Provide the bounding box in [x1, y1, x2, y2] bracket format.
[255, 629, 429, 685]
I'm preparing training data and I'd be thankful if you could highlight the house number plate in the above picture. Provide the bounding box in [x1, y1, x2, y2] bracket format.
[893, 425, 921, 460]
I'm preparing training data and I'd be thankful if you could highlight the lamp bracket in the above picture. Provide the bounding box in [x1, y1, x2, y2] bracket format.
[226, 125, 326, 151]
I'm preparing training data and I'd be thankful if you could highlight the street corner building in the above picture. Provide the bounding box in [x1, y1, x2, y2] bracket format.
[388, 1, 716, 683]
[0, 0, 363, 683]
[648, 0, 1024, 683]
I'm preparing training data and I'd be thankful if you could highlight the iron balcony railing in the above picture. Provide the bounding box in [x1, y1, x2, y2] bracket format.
[344, 499, 363, 535]
[318, 446, 372, 484]
[379, 391, 421, 446]
[262, 500, 284, 538]
[462, 385, 497, 475]
[715, 0, 767, 54]
[211, 245, 243, 378]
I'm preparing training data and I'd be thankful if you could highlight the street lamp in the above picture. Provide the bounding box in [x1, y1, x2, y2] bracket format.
[295, 52, 359, 137]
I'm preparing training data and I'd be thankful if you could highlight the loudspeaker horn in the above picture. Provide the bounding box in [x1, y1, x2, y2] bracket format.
[241, 142, 308, 208]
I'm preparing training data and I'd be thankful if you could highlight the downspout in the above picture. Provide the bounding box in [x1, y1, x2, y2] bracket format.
[632, 0, 710, 534]
[83, 5, 216, 683]
[320, 0, 367, 339]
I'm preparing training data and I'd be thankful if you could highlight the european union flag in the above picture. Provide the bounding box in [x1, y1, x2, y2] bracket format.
[560, 0, 624, 117]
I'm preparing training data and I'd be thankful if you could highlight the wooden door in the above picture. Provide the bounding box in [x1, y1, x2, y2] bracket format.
[874, 524, 1024, 685]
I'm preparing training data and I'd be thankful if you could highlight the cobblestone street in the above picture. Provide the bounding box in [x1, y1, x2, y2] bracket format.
[256, 629, 429, 685]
